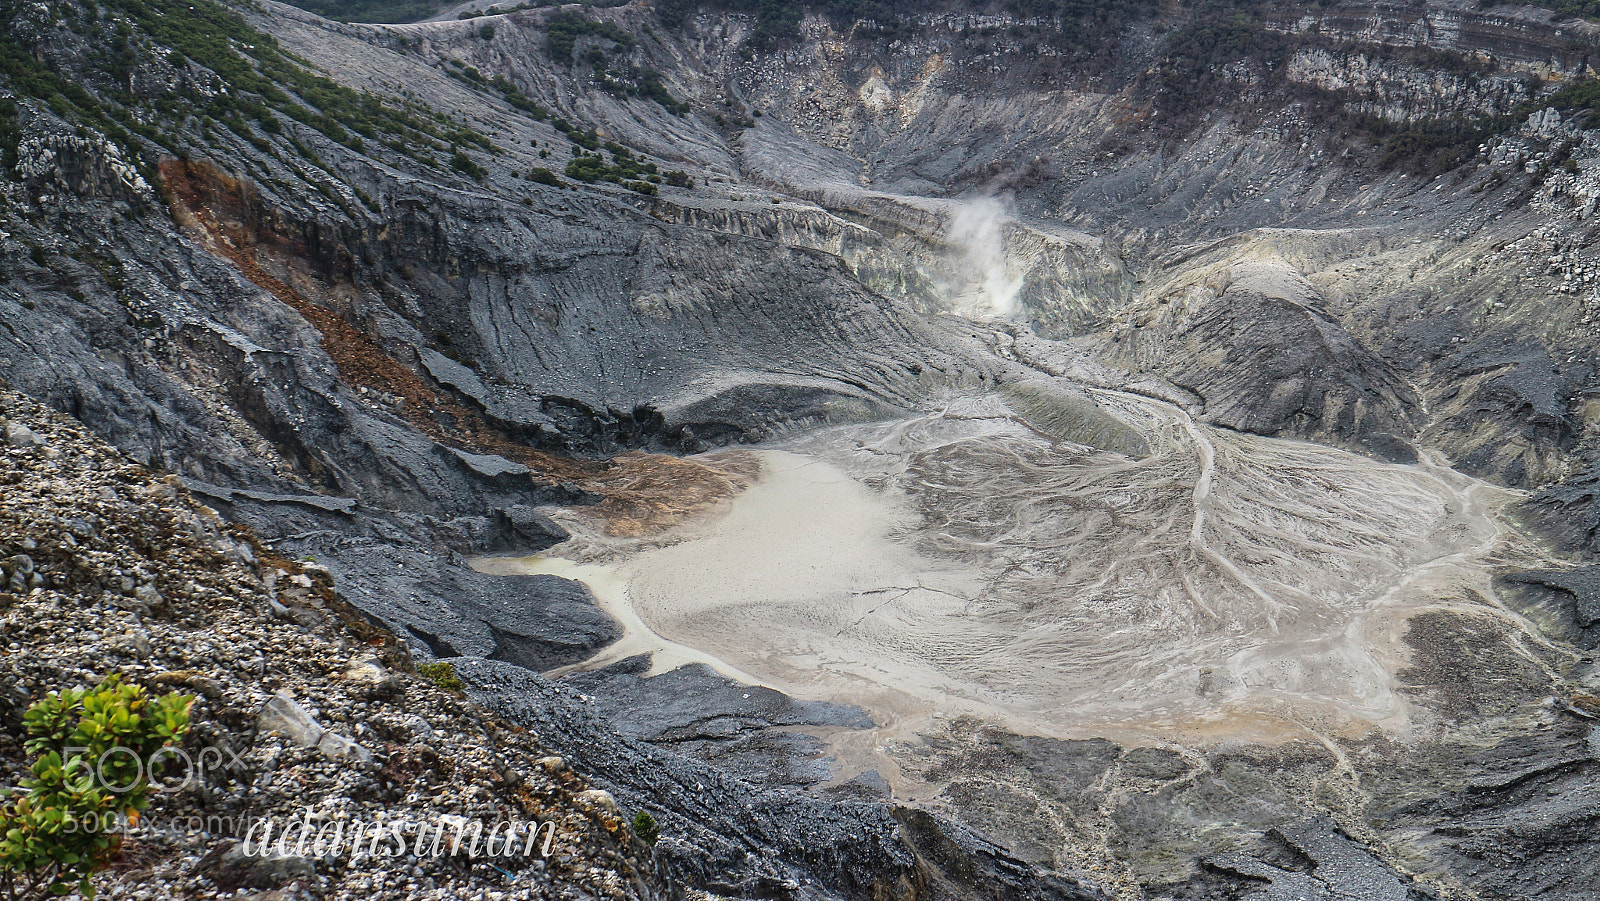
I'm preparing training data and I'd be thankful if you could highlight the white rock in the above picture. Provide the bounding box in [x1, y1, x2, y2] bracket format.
[258, 694, 372, 762]
[343, 655, 389, 684]
[575, 789, 620, 815]
[3, 423, 43, 448]
[257, 694, 325, 747]
[317, 731, 373, 762]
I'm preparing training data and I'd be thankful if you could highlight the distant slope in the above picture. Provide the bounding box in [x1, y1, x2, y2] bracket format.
[288, 0, 443, 22]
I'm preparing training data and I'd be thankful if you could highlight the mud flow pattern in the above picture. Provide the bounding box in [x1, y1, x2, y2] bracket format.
[476, 387, 1548, 752]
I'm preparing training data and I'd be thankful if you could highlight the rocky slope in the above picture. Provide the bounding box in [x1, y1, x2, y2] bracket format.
[0, 387, 661, 899]
[5, 0, 1600, 898]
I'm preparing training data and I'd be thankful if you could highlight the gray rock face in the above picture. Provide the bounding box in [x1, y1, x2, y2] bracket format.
[257, 694, 326, 747]
[1207, 819, 1412, 901]
[226, 501, 620, 671]
[1530, 464, 1600, 558]
[447, 447, 531, 480]
[479, 574, 624, 670]
[2, 422, 44, 448]
[1383, 721, 1600, 900]
[1503, 565, 1600, 648]
[452, 656, 1105, 901]
[1103, 266, 1422, 460]
[561, 657, 873, 788]
[484, 504, 567, 553]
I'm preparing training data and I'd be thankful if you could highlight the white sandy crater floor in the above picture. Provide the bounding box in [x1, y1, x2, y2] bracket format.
[473, 388, 1553, 769]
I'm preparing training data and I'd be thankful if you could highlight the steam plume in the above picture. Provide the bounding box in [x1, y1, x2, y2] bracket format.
[946, 197, 1025, 318]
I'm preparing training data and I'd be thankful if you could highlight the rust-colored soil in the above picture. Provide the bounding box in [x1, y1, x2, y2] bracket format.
[160, 159, 753, 534]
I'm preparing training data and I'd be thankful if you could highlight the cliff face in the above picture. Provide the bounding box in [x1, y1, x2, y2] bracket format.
[232, 0, 1600, 503]
[5, 0, 1600, 898]
[1266, 0, 1600, 75]
[0, 387, 664, 900]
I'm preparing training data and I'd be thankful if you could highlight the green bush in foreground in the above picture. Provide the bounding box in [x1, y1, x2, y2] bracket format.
[416, 661, 465, 692]
[0, 675, 192, 899]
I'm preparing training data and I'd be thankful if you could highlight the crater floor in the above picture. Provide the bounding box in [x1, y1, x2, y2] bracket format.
[475, 382, 1547, 766]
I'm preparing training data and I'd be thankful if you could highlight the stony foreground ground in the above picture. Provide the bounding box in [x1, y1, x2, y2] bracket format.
[0, 385, 660, 900]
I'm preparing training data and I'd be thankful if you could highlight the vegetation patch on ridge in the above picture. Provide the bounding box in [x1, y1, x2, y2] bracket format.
[0, 0, 497, 192]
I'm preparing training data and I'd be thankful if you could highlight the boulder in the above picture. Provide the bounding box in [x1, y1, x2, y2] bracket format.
[2, 422, 42, 448]
[195, 842, 317, 891]
[257, 694, 370, 762]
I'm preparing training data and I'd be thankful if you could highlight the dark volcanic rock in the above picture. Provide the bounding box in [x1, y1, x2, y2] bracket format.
[1382, 722, 1600, 900]
[562, 657, 875, 788]
[7, 1, 1600, 899]
[1203, 819, 1412, 901]
[1396, 608, 1554, 720]
[1104, 267, 1422, 461]
[1528, 464, 1600, 559]
[454, 657, 1106, 901]
[1503, 565, 1600, 648]
[481, 574, 624, 670]
[221, 500, 621, 670]
[485, 504, 570, 553]
[1407, 329, 1588, 487]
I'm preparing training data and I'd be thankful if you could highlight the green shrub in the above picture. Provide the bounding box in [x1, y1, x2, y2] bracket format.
[545, 11, 634, 63]
[565, 147, 661, 186]
[416, 661, 465, 692]
[635, 69, 689, 115]
[630, 810, 659, 845]
[449, 151, 488, 181]
[564, 155, 606, 182]
[0, 0, 499, 177]
[526, 167, 562, 186]
[0, 675, 192, 899]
